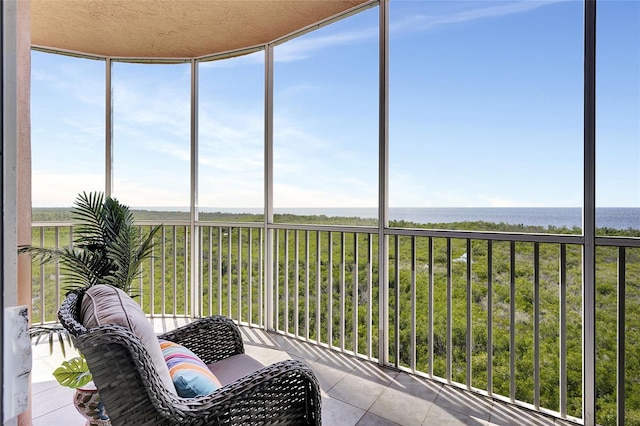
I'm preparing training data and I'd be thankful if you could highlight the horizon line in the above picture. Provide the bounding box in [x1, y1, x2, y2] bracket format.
[31, 206, 639, 210]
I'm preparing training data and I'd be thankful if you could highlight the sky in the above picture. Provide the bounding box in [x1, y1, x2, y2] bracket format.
[31, 0, 639, 211]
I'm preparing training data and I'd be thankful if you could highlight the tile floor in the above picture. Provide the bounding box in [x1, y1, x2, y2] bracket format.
[31, 320, 576, 425]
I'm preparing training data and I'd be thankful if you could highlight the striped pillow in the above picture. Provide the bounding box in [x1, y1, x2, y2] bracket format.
[158, 340, 222, 398]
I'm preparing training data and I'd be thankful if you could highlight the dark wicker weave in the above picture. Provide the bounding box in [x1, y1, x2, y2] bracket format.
[58, 290, 322, 426]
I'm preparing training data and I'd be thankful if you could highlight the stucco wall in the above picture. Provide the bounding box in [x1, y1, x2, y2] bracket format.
[17, 0, 31, 307]
[17, 0, 32, 424]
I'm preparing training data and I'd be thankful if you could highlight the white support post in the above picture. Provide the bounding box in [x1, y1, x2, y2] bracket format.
[264, 44, 274, 331]
[377, 0, 389, 366]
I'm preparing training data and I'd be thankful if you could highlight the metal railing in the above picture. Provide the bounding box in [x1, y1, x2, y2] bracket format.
[28, 221, 639, 425]
[270, 225, 379, 360]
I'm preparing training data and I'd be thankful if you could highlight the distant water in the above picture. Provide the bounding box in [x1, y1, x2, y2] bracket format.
[207, 207, 639, 230]
[388, 207, 639, 230]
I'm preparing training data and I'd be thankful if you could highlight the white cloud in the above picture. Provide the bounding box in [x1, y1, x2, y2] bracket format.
[32, 54, 105, 108]
[198, 101, 264, 174]
[155, 142, 190, 163]
[274, 183, 373, 208]
[486, 197, 520, 208]
[32, 172, 103, 207]
[392, 0, 565, 33]
[274, 27, 377, 62]
[198, 174, 263, 208]
[271, 1, 562, 63]
[112, 178, 188, 208]
[199, 94, 379, 208]
[113, 80, 190, 133]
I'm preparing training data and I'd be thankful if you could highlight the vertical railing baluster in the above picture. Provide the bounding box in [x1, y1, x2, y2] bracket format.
[161, 226, 166, 317]
[274, 230, 280, 331]
[39, 227, 45, 324]
[284, 230, 289, 334]
[69, 225, 74, 312]
[237, 227, 242, 323]
[197, 226, 203, 316]
[534, 242, 540, 410]
[174, 226, 179, 315]
[487, 240, 493, 396]
[139, 226, 144, 310]
[69, 226, 74, 287]
[446, 238, 452, 383]
[55, 227, 61, 319]
[394, 235, 400, 367]
[194, 225, 200, 319]
[316, 231, 321, 344]
[617, 246, 626, 426]
[428, 236, 434, 378]
[208, 227, 213, 317]
[294, 230, 299, 337]
[560, 243, 567, 417]
[466, 239, 472, 389]
[248, 228, 253, 325]
[217, 227, 223, 316]
[305, 230, 310, 341]
[510, 241, 516, 402]
[340, 232, 346, 352]
[328, 232, 333, 347]
[184, 226, 189, 316]
[150, 232, 155, 318]
[411, 236, 416, 373]
[367, 233, 373, 360]
[258, 228, 263, 327]
[227, 227, 232, 318]
[353, 233, 359, 355]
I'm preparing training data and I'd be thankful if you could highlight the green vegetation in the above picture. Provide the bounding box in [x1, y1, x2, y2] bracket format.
[28, 209, 639, 425]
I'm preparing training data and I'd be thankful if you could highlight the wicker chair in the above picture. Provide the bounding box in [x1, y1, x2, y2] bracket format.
[58, 289, 322, 425]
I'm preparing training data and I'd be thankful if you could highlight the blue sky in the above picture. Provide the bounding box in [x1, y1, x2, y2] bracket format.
[31, 0, 639, 210]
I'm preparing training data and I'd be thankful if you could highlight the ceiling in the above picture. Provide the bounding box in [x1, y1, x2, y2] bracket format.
[31, 0, 371, 59]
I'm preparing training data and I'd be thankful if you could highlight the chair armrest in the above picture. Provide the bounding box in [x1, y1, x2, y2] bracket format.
[57, 289, 88, 337]
[176, 359, 321, 425]
[158, 316, 244, 364]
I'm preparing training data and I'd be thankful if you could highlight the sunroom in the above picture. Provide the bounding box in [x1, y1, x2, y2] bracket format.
[1, 0, 638, 425]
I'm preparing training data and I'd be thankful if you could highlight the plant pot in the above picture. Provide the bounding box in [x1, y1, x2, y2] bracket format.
[73, 382, 110, 426]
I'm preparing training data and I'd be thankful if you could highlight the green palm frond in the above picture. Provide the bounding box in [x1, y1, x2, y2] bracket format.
[20, 191, 161, 294]
[103, 222, 160, 293]
[72, 191, 107, 249]
[103, 224, 136, 293]
[29, 324, 74, 358]
[18, 245, 64, 264]
[58, 249, 115, 290]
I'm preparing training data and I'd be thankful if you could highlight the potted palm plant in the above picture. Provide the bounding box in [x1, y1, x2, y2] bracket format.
[21, 191, 160, 293]
[22, 191, 160, 425]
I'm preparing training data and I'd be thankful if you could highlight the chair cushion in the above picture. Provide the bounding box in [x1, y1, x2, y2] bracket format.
[207, 353, 265, 386]
[80, 285, 176, 394]
[159, 340, 222, 397]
